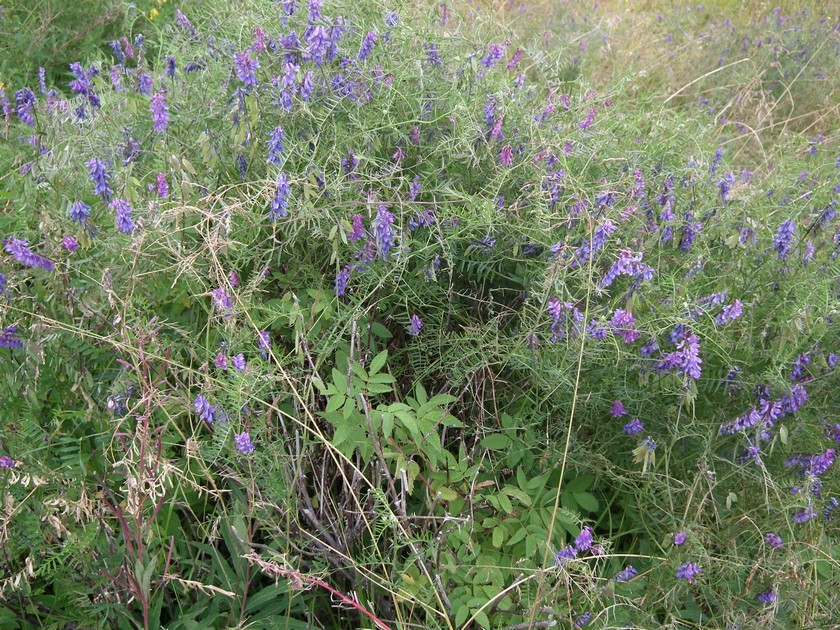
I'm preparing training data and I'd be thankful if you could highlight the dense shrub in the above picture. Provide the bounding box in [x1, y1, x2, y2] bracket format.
[0, 1, 838, 628]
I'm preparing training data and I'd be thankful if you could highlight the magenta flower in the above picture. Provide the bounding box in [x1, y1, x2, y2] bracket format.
[214, 352, 228, 370]
[0, 455, 14, 468]
[497, 145, 513, 167]
[155, 172, 169, 198]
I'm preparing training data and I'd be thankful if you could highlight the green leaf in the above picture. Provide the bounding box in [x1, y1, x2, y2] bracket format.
[573, 492, 599, 513]
[479, 434, 511, 450]
[369, 350, 388, 375]
[492, 526, 505, 548]
[325, 393, 345, 413]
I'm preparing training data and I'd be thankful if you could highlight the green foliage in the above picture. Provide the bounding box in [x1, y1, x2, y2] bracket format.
[0, 0, 838, 628]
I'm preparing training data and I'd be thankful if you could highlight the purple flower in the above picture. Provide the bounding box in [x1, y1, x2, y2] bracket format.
[574, 526, 593, 552]
[347, 214, 365, 242]
[765, 532, 783, 548]
[110, 199, 135, 235]
[407, 315, 423, 336]
[155, 172, 168, 198]
[258, 331, 271, 358]
[408, 176, 422, 201]
[790, 353, 810, 382]
[358, 31, 377, 62]
[211, 287, 234, 317]
[624, 418, 644, 435]
[601, 249, 655, 289]
[497, 145, 513, 167]
[780, 384, 808, 414]
[793, 506, 817, 523]
[266, 125, 285, 165]
[194, 394, 216, 423]
[578, 108, 596, 130]
[610, 400, 628, 417]
[373, 205, 395, 258]
[175, 10, 199, 39]
[554, 545, 577, 567]
[136, 72, 153, 96]
[86, 158, 113, 202]
[574, 612, 591, 628]
[571, 220, 616, 268]
[270, 172, 290, 220]
[719, 407, 761, 435]
[62, 236, 79, 252]
[300, 71, 314, 100]
[757, 589, 776, 604]
[215, 353, 228, 370]
[673, 531, 687, 546]
[641, 436, 657, 452]
[4, 238, 55, 271]
[424, 43, 442, 67]
[231, 353, 246, 371]
[150, 90, 169, 132]
[305, 25, 331, 66]
[228, 271, 240, 287]
[234, 431, 255, 454]
[772, 219, 796, 260]
[613, 565, 637, 583]
[68, 201, 91, 224]
[715, 299, 743, 326]
[342, 150, 358, 177]
[675, 562, 702, 583]
[234, 51, 260, 87]
[481, 43, 506, 68]
[334, 265, 351, 297]
[610, 309, 639, 344]
[0, 326, 24, 349]
[15, 88, 36, 126]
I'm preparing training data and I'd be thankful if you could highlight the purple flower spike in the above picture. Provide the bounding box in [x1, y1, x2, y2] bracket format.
[4, 238, 55, 271]
[773, 219, 796, 260]
[675, 562, 702, 583]
[270, 172, 290, 220]
[258, 331, 271, 358]
[574, 526, 593, 552]
[610, 400, 628, 417]
[757, 589, 776, 604]
[624, 418, 644, 435]
[765, 532, 783, 548]
[358, 31, 377, 62]
[155, 172, 169, 198]
[0, 326, 24, 349]
[211, 286, 234, 317]
[150, 90, 169, 132]
[110, 199, 135, 235]
[373, 205, 395, 258]
[234, 51, 260, 87]
[62, 236, 79, 252]
[613, 565, 637, 583]
[407, 315, 423, 336]
[15, 88, 37, 126]
[194, 394, 216, 423]
[497, 145, 513, 167]
[234, 431, 255, 454]
[673, 531, 687, 546]
[334, 265, 351, 297]
[266, 125, 285, 165]
[86, 158, 113, 202]
[716, 299, 743, 326]
[215, 352, 228, 370]
[231, 353, 246, 371]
